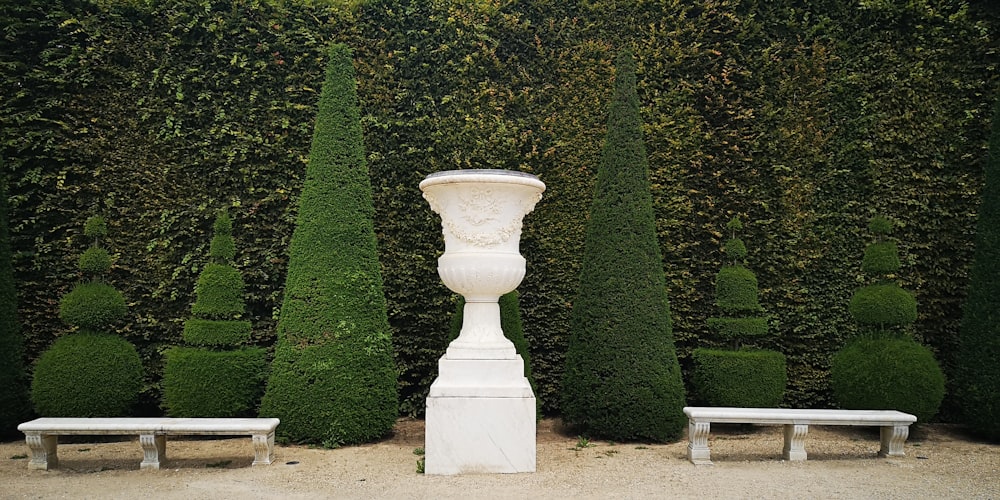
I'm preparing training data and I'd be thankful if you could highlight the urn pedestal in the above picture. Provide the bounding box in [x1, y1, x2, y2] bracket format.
[420, 169, 544, 475]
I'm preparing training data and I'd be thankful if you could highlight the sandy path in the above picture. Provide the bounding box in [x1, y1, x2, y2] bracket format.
[2, 419, 997, 499]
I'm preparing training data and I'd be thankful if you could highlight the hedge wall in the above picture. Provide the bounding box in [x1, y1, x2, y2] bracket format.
[2, 0, 998, 419]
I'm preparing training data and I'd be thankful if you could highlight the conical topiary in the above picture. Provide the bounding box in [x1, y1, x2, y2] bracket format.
[560, 50, 687, 442]
[259, 43, 397, 446]
[163, 209, 267, 417]
[830, 216, 945, 422]
[0, 165, 31, 436]
[30, 216, 143, 417]
[692, 217, 786, 407]
[954, 96, 1000, 440]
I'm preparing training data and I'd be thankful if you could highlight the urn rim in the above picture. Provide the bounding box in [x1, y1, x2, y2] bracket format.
[420, 169, 544, 191]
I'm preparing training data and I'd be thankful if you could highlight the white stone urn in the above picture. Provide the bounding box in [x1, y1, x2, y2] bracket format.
[419, 169, 544, 475]
[420, 169, 545, 360]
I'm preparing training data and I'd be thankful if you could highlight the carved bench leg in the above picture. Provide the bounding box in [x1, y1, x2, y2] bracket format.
[25, 433, 58, 470]
[140, 434, 166, 470]
[252, 432, 275, 466]
[879, 425, 909, 457]
[687, 421, 712, 465]
[783, 424, 809, 461]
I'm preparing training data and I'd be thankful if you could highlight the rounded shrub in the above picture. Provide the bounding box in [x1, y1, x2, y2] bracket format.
[78, 247, 112, 275]
[831, 335, 945, 422]
[862, 241, 901, 274]
[30, 331, 143, 417]
[83, 216, 108, 239]
[692, 348, 786, 407]
[190, 263, 247, 318]
[706, 316, 769, 339]
[163, 346, 267, 417]
[715, 266, 762, 313]
[849, 283, 918, 327]
[182, 318, 252, 346]
[209, 211, 236, 261]
[58, 282, 127, 330]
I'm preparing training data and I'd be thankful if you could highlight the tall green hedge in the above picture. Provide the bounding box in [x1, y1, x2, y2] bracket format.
[954, 96, 1000, 440]
[0, 161, 30, 435]
[561, 50, 687, 442]
[259, 43, 397, 445]
[1, 0, 997, 419]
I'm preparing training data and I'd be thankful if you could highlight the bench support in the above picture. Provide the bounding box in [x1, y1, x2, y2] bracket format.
[686, 421, 712, 465]
[879, 425, 909, 457]
[25, 433, 57, 471]
[251, 432, 275, 466]
[139, 434, 167, 470]
[782, 424, 809, 461]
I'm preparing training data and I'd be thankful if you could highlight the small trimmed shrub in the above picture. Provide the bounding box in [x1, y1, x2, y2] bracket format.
[0, 165, 30, 435]
[163, 209, 266, 417]
[954, 97, 1000, 440]
[692, 349, 787, 408]
[830, 335, 945, 422]
[832, 216, 944, 420]
[694, 216, 785, 407]
[561, 50, 687, 442]
[259, 43, 397, 445]
[31, 216, 142, 417]
[162, 347, 267, 417]
[30, 332, 143, 417]
[58, 282, 127, 330]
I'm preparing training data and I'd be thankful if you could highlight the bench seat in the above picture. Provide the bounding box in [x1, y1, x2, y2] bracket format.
[17, 417, 280, 470]
[683, 407, 916, 464]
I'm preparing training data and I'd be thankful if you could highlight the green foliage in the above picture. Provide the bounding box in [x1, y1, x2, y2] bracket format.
[182, 318, 252, 347]
[691, 348, 787, 408]
[868, 216, 893, 236]
[561, 50, 687, 442]
[58, 282, 127, 330]
[260, 43, 397, 445]
[724, 238, 747, 261]
[162, 346, 267, 417]
[706, 317, 770, 340]
[190, 264, 247, 319]
[862, 242, 901, 275]
[78, 247, 112, 275]
[209, 210, 236, 263]
[0, 165, 30, 435]
[954, 96, 1000, 440]
[715, 266, 763, 314]
[30, 332, 143, 417]
[83, 216, 108, 239]
[849, 284, 918, 328]
[831, 335, 945, 423]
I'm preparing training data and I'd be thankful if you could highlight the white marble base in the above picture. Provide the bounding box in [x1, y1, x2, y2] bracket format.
[425, 355, 536, 475]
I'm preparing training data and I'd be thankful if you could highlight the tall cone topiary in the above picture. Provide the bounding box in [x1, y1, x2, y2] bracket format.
[0, 164, 31, 435]
[163, 210, 267, 417]
[30, 216, 143, 417]
[561, 50, 686, 442]
[954, 97, 1000, 440]
[259, 43, 397, 445]
[692, 217, 786, 407]
[831, 216, 945, 422]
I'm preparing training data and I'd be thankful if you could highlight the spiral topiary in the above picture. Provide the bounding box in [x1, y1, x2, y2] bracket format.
[163, 209, 266, 417]
[830, 216, 944, 421]
[692, 216, 786, 407]
[31, 216, 142, 417]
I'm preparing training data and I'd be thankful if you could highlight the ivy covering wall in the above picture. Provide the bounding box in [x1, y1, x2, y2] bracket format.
[2, 0, 998, 419]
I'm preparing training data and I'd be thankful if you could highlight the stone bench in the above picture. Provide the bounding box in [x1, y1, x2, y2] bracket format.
[683, 407, 916, 464]
[17, 417, 280, 470]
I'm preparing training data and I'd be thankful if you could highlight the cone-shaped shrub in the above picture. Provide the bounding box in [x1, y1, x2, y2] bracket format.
[259, 43, 397, 445]
[449, 291, 539, 407]
[561, 50, 686, 442]
[692, 217, 786, 407]
[163, 210, 266, 417]
[954, 97, 1000, 440]
[0, 167, 30, 435]
[31, 216, 142, 417]
[831, 216, 944, 421]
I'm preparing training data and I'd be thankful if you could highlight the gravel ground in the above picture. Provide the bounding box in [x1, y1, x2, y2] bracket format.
[2, 419, 997, 499]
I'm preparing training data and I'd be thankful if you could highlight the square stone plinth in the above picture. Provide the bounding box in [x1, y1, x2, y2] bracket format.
[425, 394, 536, 474]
